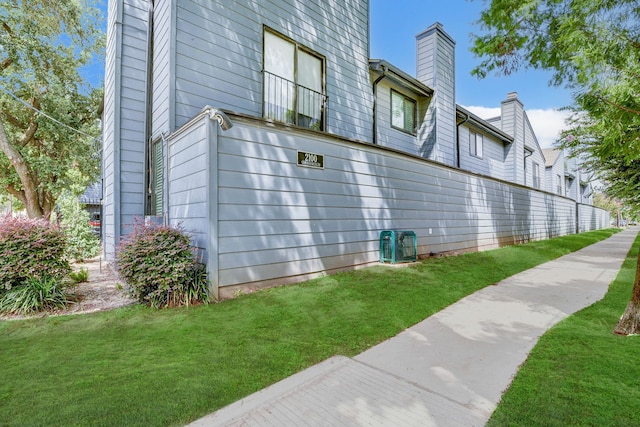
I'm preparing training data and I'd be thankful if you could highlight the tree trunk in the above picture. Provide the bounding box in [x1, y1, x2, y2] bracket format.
[0, 118, 44, 218]
[614, 251, 640, 335]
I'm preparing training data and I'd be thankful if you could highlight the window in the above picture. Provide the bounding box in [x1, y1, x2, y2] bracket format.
[391, 90, 416, 134]
[263, 29, 325, 130]
[532, 162, 540, 188]
[556, 174, 562, 195]
[146, 138, 163, 216]
[469, 131, 483, 158]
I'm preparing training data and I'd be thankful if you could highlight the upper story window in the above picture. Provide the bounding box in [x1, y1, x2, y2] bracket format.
[469, 131, 483, 158]
[556, 174, 562, 195]
[391, 90, 416, 134]
[263, 29, 326, 131]
[532, 162, 541, 189]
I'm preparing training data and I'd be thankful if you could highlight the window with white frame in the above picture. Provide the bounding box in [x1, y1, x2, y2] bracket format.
[263, 29, 325, 130]
[469, 131, 483, 158]
[391, 90, 416, 134]
[532, 162, 540, 188]
[556, 174, 562, 195]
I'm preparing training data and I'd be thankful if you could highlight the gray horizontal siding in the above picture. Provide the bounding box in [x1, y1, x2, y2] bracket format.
[160, 112, 608, 296]
[212, 117, 581, 289]
[374, 80, 421, 154]
[151, 0, 172, 135]
[578, 204, 610, 232]
[545, 152, 565, 196]
[172, 0, 372, 141]
[102, 0, 149, 259]
[458, 125, 506, 180]
[102, 0, 118, 257]
[167, 115, 209, 251]
[416, 25, 456, 166]
[117, 0, 148, 233]
[526, 150, 546, 190]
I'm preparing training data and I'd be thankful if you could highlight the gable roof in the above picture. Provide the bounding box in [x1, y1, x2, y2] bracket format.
[543, 148, 561, 168]
[456, 106, 513, 145]
[79, 182, 102, 205]
[369, 59, 434, 97]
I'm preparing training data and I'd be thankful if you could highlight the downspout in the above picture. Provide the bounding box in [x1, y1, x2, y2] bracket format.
[160, 132, 169, 226]
[144, 0, 155, 217]
[371, 64, 388, 145]
[455, 113, 469, 168]
[112, 1, 124, 253]
[523, 149, 534, 186]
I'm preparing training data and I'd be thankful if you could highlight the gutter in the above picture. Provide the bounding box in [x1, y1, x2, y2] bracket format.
[371, 63, 388, 145]
[455, 112, 470, 168]
[524, 148, 534, 187]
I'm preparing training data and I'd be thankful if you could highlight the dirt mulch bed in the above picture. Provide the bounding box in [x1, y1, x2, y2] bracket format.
[0, 256, 137, 321]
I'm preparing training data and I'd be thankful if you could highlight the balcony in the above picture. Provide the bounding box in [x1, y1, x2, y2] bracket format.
[263, 71, 327, 131]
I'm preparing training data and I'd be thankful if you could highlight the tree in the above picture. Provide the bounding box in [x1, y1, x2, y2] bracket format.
[56, 190, 100, 262]
[470, 0, 640, 335]
[0, 0, 104, 219]
[592, 191, 621, 222]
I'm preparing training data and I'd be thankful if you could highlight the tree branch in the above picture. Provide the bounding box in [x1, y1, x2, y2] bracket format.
[594, 94, 640, 116]
[0, 117, 43, 217]
[17, 98, 41, 146]
[5, 184, 26, 206]
[1, 111, 23, 129]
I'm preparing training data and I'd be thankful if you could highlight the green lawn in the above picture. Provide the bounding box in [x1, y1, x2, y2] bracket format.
[0, 229, 621, 426]
[488, 231, 640, 427]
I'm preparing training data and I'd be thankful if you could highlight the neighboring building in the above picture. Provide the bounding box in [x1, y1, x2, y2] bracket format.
[482, 92, 547, 189]
[543, 148, 565, 196]
[542, 148, 595, 205]
[79, 182, 102, 237]
[103, 0, 608, 298]
[456, 106, 513, 181]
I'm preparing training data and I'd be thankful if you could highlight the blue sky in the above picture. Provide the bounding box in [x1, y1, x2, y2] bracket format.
[370, 0, 572, 147]
[86, 0, 569, 147]
[370, 0, 571, 110]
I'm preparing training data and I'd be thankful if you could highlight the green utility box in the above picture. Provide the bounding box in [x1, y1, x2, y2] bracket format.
[380, 230, 417, 264]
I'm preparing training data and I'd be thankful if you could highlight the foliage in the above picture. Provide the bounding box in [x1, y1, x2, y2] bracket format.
[471, 0, 640, 207]
[56, 191, 100, 262]
[0, 229, 618, 426]
[180, 262, 210, 306]
[592, 192, 620, 215]
[470, 0, 640, 335]
[0, 0, 104, 218]
[69, 268, 89, 284]
[0, 214, 71, 291]
[0, 275, 71, 315]
[115, 222, 209, 308]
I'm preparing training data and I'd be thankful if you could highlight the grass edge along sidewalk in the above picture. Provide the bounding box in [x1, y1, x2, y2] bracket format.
[488, 230, 640, 427]
[0, 229, 622, 426]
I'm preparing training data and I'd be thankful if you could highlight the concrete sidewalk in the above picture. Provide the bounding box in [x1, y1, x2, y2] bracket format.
[189, 228, 638, 427]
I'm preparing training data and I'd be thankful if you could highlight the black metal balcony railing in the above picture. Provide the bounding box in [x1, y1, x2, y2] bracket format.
[263, 70, 326, 131]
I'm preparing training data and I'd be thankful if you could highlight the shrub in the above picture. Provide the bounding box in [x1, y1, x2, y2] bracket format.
[0, 214, 71, 292]
[56, 192, 100, 262]
[0, 275, 70, 315]
[115, 222, 209, 308]
[69, 268, 89, 284]
[178, 262, 210, 306]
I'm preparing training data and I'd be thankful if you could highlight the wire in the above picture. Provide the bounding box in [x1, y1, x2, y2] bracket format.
[0, 83, 98, 139]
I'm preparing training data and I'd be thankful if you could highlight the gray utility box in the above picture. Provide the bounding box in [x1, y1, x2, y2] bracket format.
[380, 230, 417, 264]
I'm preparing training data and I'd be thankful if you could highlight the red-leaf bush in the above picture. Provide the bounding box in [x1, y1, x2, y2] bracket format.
[0, 214, 71, 291]
[115, 221, 209, 308]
